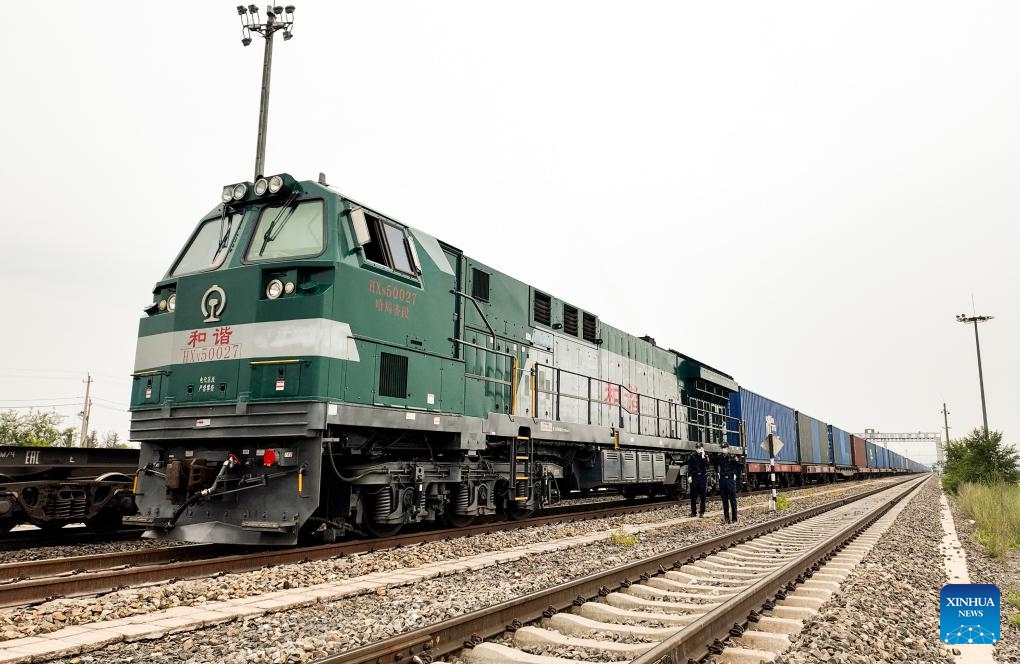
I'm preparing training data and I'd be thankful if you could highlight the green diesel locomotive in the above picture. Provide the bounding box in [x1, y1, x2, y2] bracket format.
[128, 173, 741, 544]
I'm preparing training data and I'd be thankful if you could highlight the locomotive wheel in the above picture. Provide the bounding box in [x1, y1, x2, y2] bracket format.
[363, 519, 403, 538]
[506, 505, 535, 520]
[442, 512, 478, 528]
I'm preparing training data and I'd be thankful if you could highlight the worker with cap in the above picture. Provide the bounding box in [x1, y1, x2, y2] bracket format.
[688, 441, 709, 518]
[719, 438, 741, 523]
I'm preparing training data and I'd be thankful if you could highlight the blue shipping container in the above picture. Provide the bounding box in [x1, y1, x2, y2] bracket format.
[796, 412, 831, 465]
[876, 445, 889, 469]
[729, 387, 800, 464]
[866, 441, 878, 468]
[829, 426, 852, 466]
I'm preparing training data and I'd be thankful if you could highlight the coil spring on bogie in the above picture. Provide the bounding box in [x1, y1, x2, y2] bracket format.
[43, 490, 88, 519]
[515, 480, 528, 499]
[374, 489, 392, 521]
[455, 484, 471, 512]
[416, 490, 426, 513]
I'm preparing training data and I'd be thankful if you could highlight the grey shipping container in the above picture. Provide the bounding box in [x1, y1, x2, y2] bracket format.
[730, 387, 800, 464]
[829, 425, 852, 466]
[796, 412, 831, 465]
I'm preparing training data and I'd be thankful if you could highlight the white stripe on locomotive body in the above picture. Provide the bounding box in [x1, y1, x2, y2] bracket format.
[133, 318, 360, 371]
[515, 328, 684, 436]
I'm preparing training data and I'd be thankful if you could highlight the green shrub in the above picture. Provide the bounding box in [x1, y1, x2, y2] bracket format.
[775, 495, 792, 510]
[1009, 614, 1020, 631]
[609, 529, 638, 546]
[957, 482, 1020, 558]
[942, 429, 1018, 494]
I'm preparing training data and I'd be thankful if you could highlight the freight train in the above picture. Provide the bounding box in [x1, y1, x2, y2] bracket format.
[0, 446, 138, 533]
[126, 173, 926, 545]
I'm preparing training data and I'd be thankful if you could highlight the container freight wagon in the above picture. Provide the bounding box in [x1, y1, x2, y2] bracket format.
[850, 434, 869, 474]
[828, 425, 854, 476]
[729, 388, 800, 489]
[796, 412, 834, 481]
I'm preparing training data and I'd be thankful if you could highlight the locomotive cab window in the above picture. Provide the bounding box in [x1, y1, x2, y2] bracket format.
[351, 209, 419, 276]
[170, 212, 243, 277]
[246, 199, 326, 262]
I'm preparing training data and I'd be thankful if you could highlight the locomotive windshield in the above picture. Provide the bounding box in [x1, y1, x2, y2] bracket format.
[170, 212, 242, 277]
[246, 199, 325, 261]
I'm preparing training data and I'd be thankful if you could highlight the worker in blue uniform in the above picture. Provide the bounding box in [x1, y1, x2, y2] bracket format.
[719, 440, 741, 523]
[688, 442, 709, 518]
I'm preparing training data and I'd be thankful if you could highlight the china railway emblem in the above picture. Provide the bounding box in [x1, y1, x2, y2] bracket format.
[201, 285, 227, 323]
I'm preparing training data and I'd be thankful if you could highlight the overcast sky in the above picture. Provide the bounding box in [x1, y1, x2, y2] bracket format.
[1, 2, 1016, 465]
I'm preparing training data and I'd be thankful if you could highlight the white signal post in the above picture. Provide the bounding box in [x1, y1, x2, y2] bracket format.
[761, 415, 784, 512]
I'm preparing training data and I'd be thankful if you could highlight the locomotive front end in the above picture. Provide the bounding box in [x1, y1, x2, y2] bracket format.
[127, 175, 336, 545]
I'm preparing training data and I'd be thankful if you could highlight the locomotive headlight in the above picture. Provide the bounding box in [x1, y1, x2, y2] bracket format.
[167, 293, 177, 312]
[268, 175, 284, 194]
[232, 183, 248, 201]
[221, 186, 234, 203]
[158, 299, 167, 311]
[266, 279, 284, 300]
[284, 281, 295, 295]
[254, 178, 269, 196]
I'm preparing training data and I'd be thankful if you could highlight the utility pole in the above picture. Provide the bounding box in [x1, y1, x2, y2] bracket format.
[956, 313, 994, 434]
[942, 402, 951, 445]
[237, 4, 296, 181]
[79, 374, 93, 448]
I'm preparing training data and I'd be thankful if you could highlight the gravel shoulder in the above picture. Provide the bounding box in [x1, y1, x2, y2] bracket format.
[771, 476, 955, 664]
[948, 492, 1020, 663]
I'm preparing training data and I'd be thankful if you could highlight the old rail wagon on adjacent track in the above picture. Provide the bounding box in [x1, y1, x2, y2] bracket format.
[0, 446, 138, 533]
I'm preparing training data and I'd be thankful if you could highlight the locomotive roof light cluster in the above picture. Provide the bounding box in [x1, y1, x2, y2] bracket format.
[221, 182, 253, 203]
[253, 174, 291, 197]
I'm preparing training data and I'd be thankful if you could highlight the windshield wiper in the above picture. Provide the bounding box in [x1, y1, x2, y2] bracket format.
[258, 193, 299, 257]
[217, 209, 234, 248]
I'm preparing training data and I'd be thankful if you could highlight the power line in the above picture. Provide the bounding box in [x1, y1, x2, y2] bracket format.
[1, 404, 85, 410]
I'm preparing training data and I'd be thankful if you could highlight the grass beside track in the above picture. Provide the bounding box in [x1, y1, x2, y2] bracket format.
[957, 482, 1020, 558]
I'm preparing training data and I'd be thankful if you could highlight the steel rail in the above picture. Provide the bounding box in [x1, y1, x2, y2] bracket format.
[0, 478, 908, 608]
[311, 476, 922, 664]
[0, 488, 758, 607]
[0, 543, 228, 582]
[631, 475, 927, 664]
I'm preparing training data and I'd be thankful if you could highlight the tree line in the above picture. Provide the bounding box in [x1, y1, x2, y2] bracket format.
[0, 410, 129, 448]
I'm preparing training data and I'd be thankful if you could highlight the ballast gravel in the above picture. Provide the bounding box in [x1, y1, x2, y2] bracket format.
[769, 477, 955, 664]
[23, 479, 901, 664]
[0, 535, 186, 565]
[948, 495, 1020, 663]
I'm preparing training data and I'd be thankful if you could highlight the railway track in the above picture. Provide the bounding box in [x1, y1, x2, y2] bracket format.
[0, 527, 144, 552]
[0, 491, 703, 607]
[0, 481, 876, 608]
[310, 475, 925, 664]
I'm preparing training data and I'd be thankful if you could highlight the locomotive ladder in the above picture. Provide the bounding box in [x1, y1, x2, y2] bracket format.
[510, 433, 534, 503]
